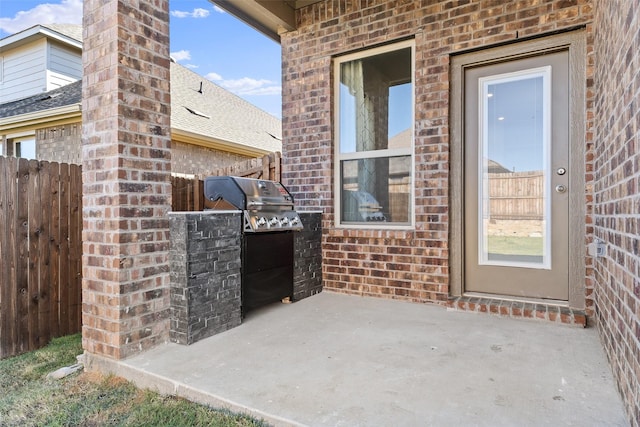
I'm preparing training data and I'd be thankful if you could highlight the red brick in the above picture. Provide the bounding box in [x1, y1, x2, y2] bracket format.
[82, 0, 171, 360]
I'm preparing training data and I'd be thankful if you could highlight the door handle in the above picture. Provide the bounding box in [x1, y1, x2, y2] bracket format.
[555, 184, 567, 193]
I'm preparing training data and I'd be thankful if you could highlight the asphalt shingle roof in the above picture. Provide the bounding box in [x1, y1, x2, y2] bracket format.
[170, 61, 282, 152]
[42, 23, 83, 42]
[0, 80, 81, 118]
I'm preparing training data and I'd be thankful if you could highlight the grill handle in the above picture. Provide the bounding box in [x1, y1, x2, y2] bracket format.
[247, 201, 294, 208]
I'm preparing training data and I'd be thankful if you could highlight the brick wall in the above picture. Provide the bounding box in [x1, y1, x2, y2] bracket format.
[81, 0, 172, 359]
[281, 0, 594, 304]
[592, 1, 640, 424]
[169, 212, 242, 345]
[37, 123, 82, 164]
[33, 122, 249, 175]
[293, 212, 323, 300]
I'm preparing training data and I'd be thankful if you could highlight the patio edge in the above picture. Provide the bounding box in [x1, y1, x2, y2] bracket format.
[82, 351, 307, 427]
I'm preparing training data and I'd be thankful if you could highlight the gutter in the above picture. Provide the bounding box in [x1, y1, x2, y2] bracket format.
[0, 104, 82, 134]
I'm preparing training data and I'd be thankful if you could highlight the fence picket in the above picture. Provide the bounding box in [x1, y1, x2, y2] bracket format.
[49, 162, 61, 338]
[37, 161, 51, 348]
[58, 162, 70, 336]
[16, 159, 31, 355]
[27, 159, 41, 350]
[69, 164, 82, 331]
[0, 157, 17, 357]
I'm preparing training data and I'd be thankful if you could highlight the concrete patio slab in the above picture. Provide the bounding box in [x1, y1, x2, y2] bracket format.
[90, 292, 628, 426]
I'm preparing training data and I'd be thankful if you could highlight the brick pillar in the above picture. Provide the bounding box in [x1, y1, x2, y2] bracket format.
[81, 0, 171, 359]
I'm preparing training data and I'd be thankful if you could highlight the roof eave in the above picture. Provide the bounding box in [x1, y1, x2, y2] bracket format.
[171, 128, 273, 157]
[0, 104, 82, 133]
[0, 25, 82, 51]
[210, 0, 294, 42]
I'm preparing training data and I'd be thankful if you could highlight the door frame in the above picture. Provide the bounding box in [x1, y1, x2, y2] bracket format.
[449, 30, 587, 309]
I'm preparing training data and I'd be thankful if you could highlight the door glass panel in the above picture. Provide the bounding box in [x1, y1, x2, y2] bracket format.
[478, 67, 551, 269]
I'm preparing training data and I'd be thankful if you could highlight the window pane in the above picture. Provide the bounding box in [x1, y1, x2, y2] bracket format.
[16, 139, 36, 160]
[341, 156, 411, 224]
[388, 83, 412, 145]
[339, 47, 412, 153]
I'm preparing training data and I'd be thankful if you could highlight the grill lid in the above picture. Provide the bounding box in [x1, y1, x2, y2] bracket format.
[204, 176, 303, 232]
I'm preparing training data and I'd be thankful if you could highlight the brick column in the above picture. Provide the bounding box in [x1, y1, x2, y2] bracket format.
[81, 0, 171, 359]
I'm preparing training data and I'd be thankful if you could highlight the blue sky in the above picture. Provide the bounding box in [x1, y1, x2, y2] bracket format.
[0, 0, 283, 118]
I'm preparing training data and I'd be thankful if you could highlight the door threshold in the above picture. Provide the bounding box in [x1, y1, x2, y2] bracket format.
[447, 294, 586, 327]
[463, 292, 568, 307]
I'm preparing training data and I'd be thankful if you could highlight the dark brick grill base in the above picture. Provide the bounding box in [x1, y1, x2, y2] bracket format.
[169, 211, 323, 345]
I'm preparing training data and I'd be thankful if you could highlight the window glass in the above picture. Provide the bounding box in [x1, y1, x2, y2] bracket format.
[15, 138, 36, 160]
[336, 41, 414, 227]
[341, 155, 411, 223]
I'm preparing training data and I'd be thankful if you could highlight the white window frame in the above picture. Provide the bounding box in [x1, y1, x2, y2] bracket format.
[333, 39, 415, 230]
[477, 67, 552, 270]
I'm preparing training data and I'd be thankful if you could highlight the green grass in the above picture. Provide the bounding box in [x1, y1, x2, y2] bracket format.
[0, 334, 269, 427]
[487, 235, 544, 256]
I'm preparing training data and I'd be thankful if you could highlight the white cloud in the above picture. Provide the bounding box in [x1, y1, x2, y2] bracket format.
[192, 8, 210, 18]
[205, 72, 223, 81]
[184, 64, 199, 69]
[205, 73, 281, 96]
[213, 6, 225, 14]
[170, 50, 191, 61]
[170, 10, 190, 18]
[171, 8, 210, 19]
[0, 0, 83, 35]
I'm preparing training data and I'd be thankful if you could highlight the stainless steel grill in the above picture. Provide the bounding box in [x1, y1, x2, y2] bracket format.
[203, 176, 302, 315]
[204, 176, 303, 232]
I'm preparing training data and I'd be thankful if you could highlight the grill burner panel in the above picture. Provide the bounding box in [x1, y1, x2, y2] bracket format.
[204, 176, 303, 232]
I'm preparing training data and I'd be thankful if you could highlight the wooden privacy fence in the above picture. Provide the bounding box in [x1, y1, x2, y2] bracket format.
[172, 152, 282, 212]
[488, 171, 544, 220]
[0, 156, 82, 359]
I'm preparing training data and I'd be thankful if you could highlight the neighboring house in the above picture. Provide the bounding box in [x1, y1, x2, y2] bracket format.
[0, 24, 281, 175]
[0, 24, 82, 104]
[211, 0, 639, 423]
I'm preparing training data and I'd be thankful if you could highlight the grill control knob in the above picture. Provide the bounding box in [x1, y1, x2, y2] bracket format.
[268, 217, 279, 227]
[280, 217, 290, 226]
[290, 217, 299, 225]
[257, 217, 267, 227]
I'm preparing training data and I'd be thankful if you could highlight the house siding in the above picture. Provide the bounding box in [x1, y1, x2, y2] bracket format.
[0, 39, 47, 103]
[592, 0, 640, 424]
[46, 41, 82, 90]
[281, 0, 594, 305]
